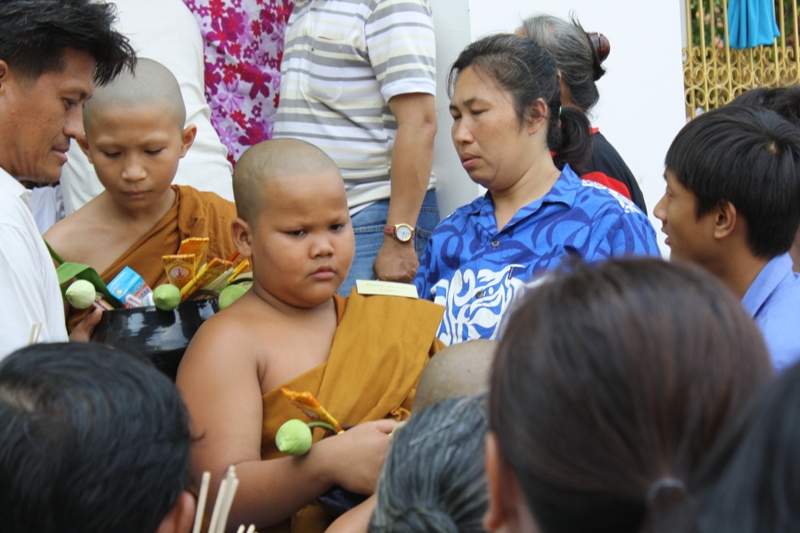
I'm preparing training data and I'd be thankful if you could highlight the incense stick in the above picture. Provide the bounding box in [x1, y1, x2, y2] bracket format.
[28, 322, 42, 345]
[214, 467, 240, 533]
[207, 477, 228, 533]
[206, 465, 242, 533]
[191, 471, 211, 533]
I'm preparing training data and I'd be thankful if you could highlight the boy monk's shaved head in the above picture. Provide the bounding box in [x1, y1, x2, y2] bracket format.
[233, 138, 342, 223]
[83, 58, 186, 135]
[412, 339, 496, 414]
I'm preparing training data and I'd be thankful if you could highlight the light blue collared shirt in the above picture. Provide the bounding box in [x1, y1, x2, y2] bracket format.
[742, 253, 800, 371]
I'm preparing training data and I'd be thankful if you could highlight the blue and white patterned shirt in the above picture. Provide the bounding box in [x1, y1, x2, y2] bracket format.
[414, 165, 660, 345]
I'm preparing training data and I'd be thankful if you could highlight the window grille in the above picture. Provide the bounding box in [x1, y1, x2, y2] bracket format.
[684, 0, 799, 118]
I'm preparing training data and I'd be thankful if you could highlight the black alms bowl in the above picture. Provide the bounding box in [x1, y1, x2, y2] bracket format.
[90, 299, 219, 381]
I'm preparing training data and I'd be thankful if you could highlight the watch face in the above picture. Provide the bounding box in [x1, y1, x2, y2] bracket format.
[396, 225, 413, 242]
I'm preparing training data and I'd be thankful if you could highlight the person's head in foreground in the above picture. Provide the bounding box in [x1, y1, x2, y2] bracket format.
[0, 342, 194, 533]
[79, 58, 196, 214]
[231, 138, 354, 308]
[687, 359, 800, 533]
[484, 258, 773, 533]
[0, 0, 134, 182]
[517, 14, 608, 114]
[370, 394, 489, 533]
[654, 105, 800, 272]
[447, 33, 592, 188]
[412, 339, 495, 414]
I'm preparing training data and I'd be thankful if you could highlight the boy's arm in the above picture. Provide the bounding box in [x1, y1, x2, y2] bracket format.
[176, 315, 396, 530]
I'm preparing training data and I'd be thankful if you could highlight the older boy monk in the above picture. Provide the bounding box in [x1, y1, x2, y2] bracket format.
[45, 59, 237, 331]
[176, 138, 444, 533]
[655, 105, 800, 370]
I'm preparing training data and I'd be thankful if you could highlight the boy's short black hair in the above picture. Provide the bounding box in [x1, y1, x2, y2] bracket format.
[730, 86, 800, 129]
[0, 0, 135, 85]
[0, 343, 192, 533]
[665, 105, 800, 258]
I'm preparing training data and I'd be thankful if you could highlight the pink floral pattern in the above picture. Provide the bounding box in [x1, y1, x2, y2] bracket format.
[183, 0, 294, 164]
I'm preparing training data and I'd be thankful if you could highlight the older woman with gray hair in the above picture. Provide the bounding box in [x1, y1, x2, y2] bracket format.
[369, 395, 489, 533]
[519, 14, 647, 212]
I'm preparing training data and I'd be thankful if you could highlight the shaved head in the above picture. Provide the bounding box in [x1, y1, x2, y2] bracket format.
[233, 138, 342, 223]
[412, 340, 496, 414]
[83, 58, 186, 135]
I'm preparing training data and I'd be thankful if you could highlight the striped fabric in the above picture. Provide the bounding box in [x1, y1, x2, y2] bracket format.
[274, 0, 437, 208]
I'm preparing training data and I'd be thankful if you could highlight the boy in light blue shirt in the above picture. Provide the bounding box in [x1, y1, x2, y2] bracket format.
[654, 105, 800, 370]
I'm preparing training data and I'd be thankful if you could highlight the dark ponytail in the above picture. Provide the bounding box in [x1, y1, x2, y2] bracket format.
[550, 105, 592, 172]
[449, 33, 592, 173]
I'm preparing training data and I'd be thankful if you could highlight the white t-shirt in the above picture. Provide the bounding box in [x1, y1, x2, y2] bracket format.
[60, 0, 234, 214]
[0, 169, 68, 359]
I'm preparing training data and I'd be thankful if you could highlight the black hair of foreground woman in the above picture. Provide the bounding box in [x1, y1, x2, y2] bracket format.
[369, 395, 489, 533]
[485, 258, 773, 533]
[0, 343, 194, 533]
[688, 358, 800, 533]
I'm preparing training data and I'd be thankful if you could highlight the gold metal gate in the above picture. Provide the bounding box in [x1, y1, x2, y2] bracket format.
[684, 0, 800, 117]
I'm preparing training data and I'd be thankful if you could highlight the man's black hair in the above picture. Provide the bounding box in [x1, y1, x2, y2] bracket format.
[0, 343, 191, 533]
[665, 105, 800, 258]
[0, 0, 135, 85]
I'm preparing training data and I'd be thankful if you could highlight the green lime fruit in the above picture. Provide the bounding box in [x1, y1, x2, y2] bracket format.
[219, 284, 248, 310]
[276, 419, 313, 456]
[65, 279, 96, 309]
[153, 284, 182, 311]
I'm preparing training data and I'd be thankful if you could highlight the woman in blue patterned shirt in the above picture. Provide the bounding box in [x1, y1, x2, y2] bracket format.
[414, 34, 659, 345]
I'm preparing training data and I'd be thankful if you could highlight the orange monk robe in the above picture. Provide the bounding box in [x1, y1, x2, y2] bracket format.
[67, 185, 238, 332]
[260, 291, 445, 533]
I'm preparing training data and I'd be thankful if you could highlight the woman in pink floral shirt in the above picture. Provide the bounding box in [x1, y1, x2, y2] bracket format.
[183, 0, 293, 163]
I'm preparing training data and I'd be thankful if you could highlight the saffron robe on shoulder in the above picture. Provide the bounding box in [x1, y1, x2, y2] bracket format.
[67, 185, 237, 332]
[260, 291, 445, 533]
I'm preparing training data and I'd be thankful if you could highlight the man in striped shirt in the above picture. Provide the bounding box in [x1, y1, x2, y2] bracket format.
[274, 0, 438, 295]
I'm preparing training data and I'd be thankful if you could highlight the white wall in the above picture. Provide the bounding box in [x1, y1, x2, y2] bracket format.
[430, 0, 479, 217]
[431, 0, 686, 255]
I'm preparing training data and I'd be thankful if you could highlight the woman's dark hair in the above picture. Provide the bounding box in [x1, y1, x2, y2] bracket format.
[0, 0, 135, 85]
[369, 395, 489, 533]
[448, 33, 592, 172]
[687, 359, 800, 533]
[489, 258, 772, 533]
[520, 14, 607, 113]
[0, 343, 192, 533]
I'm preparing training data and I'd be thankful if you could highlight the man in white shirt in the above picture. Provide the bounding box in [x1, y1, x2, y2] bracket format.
[0, 0, 135, 358]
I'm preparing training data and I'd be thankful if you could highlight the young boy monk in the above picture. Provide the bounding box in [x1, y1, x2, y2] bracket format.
[44, 59, 237, 331]
[176, 138, 445, 533]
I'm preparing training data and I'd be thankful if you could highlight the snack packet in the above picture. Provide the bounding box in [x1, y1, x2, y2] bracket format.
[177, 237, 208, 270]
[162, 254, 196, 289]
[107, 266, 154, 308]
[180, 258, 233, 301]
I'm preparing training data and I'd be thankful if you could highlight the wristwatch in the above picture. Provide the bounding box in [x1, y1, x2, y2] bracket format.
[383, 223, 415, 243]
